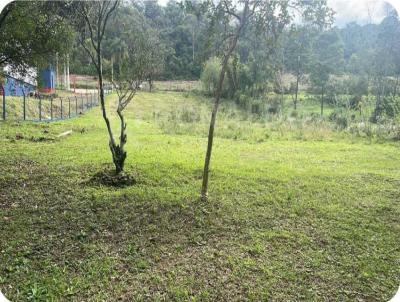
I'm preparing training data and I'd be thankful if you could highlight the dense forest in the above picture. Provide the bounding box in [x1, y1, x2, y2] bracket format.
[68, 0, 400, 124]
[69, 1, 400, 79]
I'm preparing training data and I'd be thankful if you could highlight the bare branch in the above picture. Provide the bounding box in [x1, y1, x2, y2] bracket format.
[78, 35, 99, 72]
[222, 0, 241, 21]
[81, 4, 98, 53]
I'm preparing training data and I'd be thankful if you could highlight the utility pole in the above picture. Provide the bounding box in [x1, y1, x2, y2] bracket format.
[63, 58, 67, 90]
[111, 56, 113, 91]
[66, 54, 70, 91]
[294, 55, 300, 110]
[192, 24, 195, 62]
[55, 52, 59, 89]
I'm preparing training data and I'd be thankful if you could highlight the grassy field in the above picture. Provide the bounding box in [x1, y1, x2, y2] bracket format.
[0, 91, 399, 301]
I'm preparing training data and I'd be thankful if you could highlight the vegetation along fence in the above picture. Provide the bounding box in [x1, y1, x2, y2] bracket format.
[148, 81, 201, 92]
[0, 91, 111, 122]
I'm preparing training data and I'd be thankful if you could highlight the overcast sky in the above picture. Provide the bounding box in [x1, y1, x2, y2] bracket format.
[157, 0, 399, 28]
[328, 0, 397, 27]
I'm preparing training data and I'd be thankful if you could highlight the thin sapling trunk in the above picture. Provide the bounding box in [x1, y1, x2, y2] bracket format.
[201, 3, 248, 201]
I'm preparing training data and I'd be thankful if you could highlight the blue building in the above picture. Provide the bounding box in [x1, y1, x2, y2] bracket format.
[1, 75, 36, 97]
[39, 68, 56, 93]
[1, 66, 57, 96]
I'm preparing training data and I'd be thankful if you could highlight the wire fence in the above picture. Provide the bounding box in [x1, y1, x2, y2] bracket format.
[0, 90, 111, 122]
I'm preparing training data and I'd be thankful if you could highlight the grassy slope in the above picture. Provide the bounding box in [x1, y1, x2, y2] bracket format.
[0, 92, 399, 301]
[1, 90, 96, 122]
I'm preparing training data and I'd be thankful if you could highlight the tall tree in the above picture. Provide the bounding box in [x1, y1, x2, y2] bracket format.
[371, 11, 400, 122]
[284, 25, 314, 110]
[309, 29, 344, 116]
[199, 0, 333, 201]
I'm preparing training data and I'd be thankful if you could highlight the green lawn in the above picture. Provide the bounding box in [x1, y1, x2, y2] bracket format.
[0, 91, 399, 301]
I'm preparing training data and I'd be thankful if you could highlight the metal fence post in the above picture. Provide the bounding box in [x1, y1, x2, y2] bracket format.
[68, 97, 71, 118]
[86, 94, 88, 108]
[75, 96, 78, 116]
[81, 94, 84, 111]
[50, 96, 53, 120]
[60, 97, 63, 119]
[39, 95, 42, 121]
[23, 93, 26, 121]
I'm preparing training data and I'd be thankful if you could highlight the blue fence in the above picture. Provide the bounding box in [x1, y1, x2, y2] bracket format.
[0, 92, 106, 122]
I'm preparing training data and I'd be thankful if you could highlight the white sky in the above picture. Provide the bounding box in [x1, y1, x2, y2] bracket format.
[328, 0, 398, 27]
[0, 0, 397, 28]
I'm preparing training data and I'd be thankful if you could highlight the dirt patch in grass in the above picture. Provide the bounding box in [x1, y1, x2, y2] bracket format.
[5, 133, 55, 143]
[87, 169, 137, 188]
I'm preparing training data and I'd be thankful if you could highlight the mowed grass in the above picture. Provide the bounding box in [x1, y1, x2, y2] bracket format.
[0, 91, 399, 301]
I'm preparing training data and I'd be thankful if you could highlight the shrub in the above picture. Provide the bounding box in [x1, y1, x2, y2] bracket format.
[329, 108, 348, 129]
[370, 95, 400, 123]
[200, 57, 229, 97]
[180, 106, 201, 123]
[266, 95, 282, 115]
[249, 99, 267, 117]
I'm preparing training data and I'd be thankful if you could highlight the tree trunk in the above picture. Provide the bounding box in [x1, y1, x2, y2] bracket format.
[294, 56, 300, 110]
[110, 108, 127, 174]
[201, 6, 248, 201]
[149, 76, 153, 92]
[294, 76, 299, 110]
[373, 77, 384, 121]
[320, 88, 324, 116]
[192, 25, 195, 62]
[201, 62, 228, 201]
[97, 39, 120, 174]
[394, 75, 399, 97]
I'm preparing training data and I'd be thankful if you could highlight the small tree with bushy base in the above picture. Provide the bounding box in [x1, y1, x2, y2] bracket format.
[110, 29, 155, 173]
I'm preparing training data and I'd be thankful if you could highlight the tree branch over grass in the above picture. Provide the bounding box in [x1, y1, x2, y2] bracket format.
[75, 1, 124, 173]
[109, 30, 153, 173]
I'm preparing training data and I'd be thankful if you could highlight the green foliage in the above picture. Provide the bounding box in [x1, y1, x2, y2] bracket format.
[329, 108, 349, 129]
[200, 57, 222, 95]
[309, 30, 344, 92]
[283, 25, 313, 78]
[0, 1, 74, 73]
[371, 95, 400, 123]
